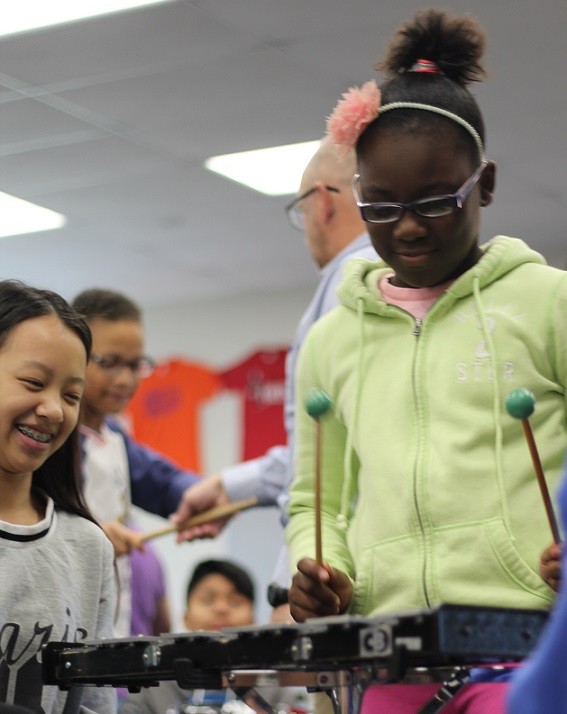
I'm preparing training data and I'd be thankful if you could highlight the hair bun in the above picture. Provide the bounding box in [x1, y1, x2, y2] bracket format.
[376, 8, 486, 87]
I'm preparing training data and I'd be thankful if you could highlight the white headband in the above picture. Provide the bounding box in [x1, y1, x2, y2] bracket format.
[379, 101, 485, 160]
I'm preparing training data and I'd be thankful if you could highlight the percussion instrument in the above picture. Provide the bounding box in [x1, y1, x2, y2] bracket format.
[43, 603, 546, 713]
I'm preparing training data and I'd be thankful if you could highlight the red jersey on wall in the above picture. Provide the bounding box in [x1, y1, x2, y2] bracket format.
[220, 347, 288, 461]
[126, 358, 220, 472]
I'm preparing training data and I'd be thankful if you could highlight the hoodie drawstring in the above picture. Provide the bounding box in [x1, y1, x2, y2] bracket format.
[472, 276, 513, 536]
[336, 275, 512, 536]
[337, 296, 366, 530]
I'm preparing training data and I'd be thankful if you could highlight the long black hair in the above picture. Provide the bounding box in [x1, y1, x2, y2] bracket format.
[0, 280, 97, 524]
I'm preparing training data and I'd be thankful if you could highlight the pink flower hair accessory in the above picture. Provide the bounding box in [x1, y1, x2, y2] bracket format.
[326, 80, 381, 149]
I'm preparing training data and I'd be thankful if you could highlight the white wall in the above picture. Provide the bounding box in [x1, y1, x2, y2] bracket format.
[133, 283, 315, 628]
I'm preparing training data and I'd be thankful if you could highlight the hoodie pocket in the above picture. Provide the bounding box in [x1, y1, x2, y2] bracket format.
[484, 519, 554, 598]
[352, 535, 422, 615]
[433, 519, 553, 608]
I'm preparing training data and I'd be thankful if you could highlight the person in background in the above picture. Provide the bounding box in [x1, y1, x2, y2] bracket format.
[172, 138, 375, 616]
[0, 280, 116, 713]
[71, 288, 200, 636]
[119, 559, 256, 714]
[286, 8, 567, 713]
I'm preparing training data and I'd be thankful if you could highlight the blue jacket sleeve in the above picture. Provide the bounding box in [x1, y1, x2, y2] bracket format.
[506, 473, 567, 713]
[111, 422, 199, 518]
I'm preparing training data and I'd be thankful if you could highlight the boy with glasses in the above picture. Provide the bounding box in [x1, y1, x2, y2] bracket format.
[72, 288, 199, 636]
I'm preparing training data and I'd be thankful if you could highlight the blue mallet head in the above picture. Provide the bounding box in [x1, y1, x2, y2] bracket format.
[305, 389, 333, 419]
[505, 388, 536, 420]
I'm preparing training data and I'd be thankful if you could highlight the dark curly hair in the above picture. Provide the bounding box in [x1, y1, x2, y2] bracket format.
[358, 8, 487, 163]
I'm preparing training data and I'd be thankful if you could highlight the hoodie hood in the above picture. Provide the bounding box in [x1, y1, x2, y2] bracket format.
[337, 236, 547, 315]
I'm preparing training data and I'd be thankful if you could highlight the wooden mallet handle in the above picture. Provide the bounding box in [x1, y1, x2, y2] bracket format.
[314, 420, 323, 565]
[139, 497, 258, 543]
[506, 388, 561, 544]
[305, 389, 333, 565]
[520, 419, 561, 544]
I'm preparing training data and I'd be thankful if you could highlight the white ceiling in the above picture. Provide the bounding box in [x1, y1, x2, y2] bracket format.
[0, 0, 565, 309]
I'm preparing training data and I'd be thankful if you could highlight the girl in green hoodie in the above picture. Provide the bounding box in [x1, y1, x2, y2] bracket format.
[286, 8, 566, 713]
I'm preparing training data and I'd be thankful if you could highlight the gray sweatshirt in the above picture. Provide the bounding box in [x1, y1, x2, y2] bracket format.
[0, 497, 117, 713]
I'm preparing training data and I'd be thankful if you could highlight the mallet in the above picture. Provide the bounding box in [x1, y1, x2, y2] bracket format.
[305, 389, 333, 565]
[139, 497, 258, 543]
[505, 388, 560, 544]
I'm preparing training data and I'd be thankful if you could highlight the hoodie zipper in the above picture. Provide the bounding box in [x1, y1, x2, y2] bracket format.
[411, 316, 431, 608]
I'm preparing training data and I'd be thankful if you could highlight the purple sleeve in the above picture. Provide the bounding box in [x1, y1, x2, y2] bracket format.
[130, 545, 167, 636]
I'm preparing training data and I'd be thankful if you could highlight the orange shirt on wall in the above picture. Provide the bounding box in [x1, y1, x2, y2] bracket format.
[126, 358, 220, 472]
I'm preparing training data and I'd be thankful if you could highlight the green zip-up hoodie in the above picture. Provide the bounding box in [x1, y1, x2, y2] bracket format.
[287, 236, 567, 615]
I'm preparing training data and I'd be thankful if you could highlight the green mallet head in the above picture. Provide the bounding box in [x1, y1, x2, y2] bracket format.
[305, 389, 333, 419]
[505, 388, 536, 420]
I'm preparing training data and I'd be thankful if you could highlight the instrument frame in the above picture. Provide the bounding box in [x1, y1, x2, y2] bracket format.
[42, 604, 547, 713]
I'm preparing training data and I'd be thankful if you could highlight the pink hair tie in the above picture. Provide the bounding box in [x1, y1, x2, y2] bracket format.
[411, 58, 441, 74]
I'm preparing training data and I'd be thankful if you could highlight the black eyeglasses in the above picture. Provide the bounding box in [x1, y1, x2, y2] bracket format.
[284, 185, 340, 231]
[90, 353, 155, 378]
[353, 161, 488, 224]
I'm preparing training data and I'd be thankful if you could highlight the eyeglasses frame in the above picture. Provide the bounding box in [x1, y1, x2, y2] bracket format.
[284, 185, 340, 231]
[90, 353, 155, 378]
[352, 160, 489, 224]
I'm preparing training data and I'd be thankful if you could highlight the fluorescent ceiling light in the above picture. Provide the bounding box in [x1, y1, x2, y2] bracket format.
[205, 140, 322, 196]
[0, 192, 66, 239]
[1, 0, 172, 38]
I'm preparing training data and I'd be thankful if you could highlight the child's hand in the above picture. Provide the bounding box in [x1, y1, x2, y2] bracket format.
[102, 521, 145, 557]
[539, 541, 562, 592]
[288, 557, 352, 622]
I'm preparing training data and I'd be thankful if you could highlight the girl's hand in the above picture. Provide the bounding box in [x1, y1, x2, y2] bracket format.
[288, 557, 352, 622]
[539, 541, 562, 592]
